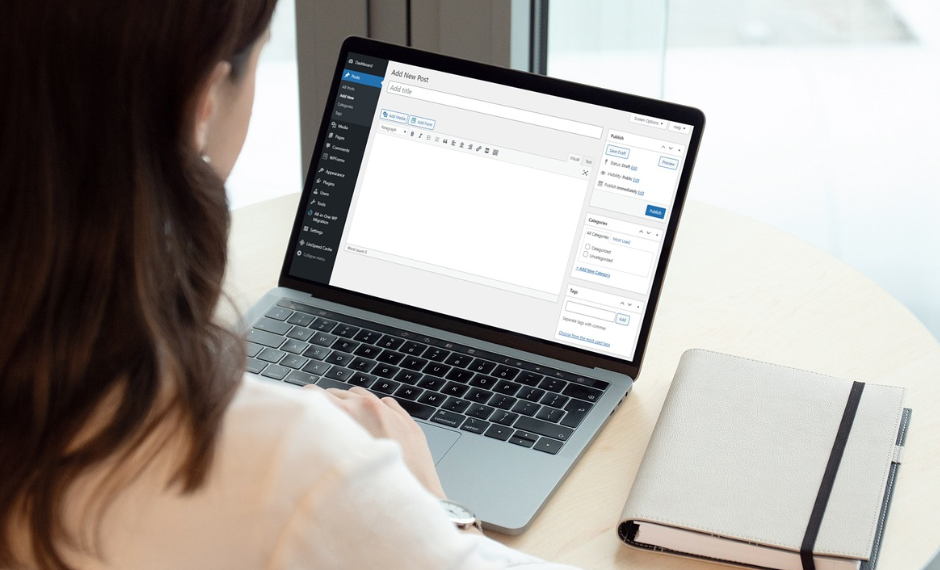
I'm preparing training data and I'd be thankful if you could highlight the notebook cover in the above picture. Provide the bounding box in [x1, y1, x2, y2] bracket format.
[618, 349, 909, 568]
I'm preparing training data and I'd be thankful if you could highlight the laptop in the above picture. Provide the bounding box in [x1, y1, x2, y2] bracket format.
[241, 36, 705, 534]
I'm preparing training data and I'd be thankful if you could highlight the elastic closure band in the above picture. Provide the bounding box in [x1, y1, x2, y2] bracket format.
[800, 381, 865, 570]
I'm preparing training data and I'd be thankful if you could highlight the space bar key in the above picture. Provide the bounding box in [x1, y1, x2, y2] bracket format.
[514, 417, 574, 442]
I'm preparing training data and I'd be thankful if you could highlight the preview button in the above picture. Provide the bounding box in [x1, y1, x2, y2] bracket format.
[658, 156, 679, 170]
[645, 205, 666, 219]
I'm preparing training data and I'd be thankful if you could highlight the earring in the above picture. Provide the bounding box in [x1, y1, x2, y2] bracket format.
[201, 154, 211, 163]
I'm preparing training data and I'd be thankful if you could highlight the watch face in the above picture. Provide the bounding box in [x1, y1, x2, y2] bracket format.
[441, 500, 474, 524]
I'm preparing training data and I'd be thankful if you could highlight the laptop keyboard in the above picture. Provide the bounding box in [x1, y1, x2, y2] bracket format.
[245, 298, 609, 455]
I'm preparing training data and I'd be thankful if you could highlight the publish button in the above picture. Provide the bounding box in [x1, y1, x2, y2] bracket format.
[645, 205, 666, 219]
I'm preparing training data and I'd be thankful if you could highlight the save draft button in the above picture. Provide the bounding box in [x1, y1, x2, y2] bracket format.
[645, 205, 666, 219]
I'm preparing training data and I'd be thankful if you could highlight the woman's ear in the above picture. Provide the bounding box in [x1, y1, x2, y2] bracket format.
[192, 61, 233, 153]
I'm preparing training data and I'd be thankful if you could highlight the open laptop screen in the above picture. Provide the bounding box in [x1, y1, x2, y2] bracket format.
[286, 44, 700, 365]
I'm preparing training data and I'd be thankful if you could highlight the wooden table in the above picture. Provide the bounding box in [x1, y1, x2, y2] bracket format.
[225, 193, 940, 570]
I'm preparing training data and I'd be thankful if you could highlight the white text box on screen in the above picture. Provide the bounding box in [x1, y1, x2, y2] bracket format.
[346, 134, 587, 299]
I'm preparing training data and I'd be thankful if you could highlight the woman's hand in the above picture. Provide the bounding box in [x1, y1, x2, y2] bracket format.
[305, 385, 446, 500]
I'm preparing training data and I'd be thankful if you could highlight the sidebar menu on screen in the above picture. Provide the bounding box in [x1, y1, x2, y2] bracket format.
[289, 53, 388, 284]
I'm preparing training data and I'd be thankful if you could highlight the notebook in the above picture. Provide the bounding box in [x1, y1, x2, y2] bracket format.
[619, 350, 910, 570]
[240, 36, 705, 534]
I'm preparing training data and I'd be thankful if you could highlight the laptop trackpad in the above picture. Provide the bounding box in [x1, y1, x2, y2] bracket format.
[420, 423, 461, 465]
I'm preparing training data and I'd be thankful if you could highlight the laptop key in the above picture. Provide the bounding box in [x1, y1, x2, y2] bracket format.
[466, 388, 492, 403]
[395, 370, 423, 385]
[395, 385, 423, 401]
[535, 406, 564, 423]
[265, 307, 293, 321]
[310, 317, 338, 332]
[372, 379, 401, 395]
[466, 403, 495, 420]
[377, 350, 405, 365]
[560, 400, 593, 429]
[245, 342, 264, 358]
[540, 393, 569, 409]
[301, 361, 331, 376]
[518, 387, 545, 402]
[539, 378, 566, 393]
[261, 365, 290, 381]
[484, 425, 512, 441]
[441, 382, 469, 398]
[445, 368, 475, 383]
[325, 352, 354, 367]
[417, 377, 445, 391]
[349, 357, 376, 372]
[562, 383, 603, 403]
[280, 339, 308, 354]
[353, 329, 382, 344]
[533, 437, 564, 455]
[353, 344, 382, 359]
[376, 335, 404, 350]
[397, 399, 435, 420]
[285, 326, 314, 342]
[512, 429, 538, 443]
[310, 332, 338, 347]
[399, 356, 428, 371]
[285, 370, 318, 386]
[254, 318, 292, 335]
[444, 353, 473, 367]
[493, 380, 521, 396]
[247, 329, 285, 348]
[511, 401, 540, 417]
[281, 355, 309, 370]
[286, 311, 315, 327]
[400, 340, 425, 355]
[302, 345, 331, 360]
[246, 358, 266, 374]
[324, 366, 354, 382]
[423, 363, 451, 378]
[460, 418, 490, 434]
[492, 365, 520, 380]
[488, 394, 517, 410]
[517, 372, 544, 386]
[348, 372, 377, 388]
[468, 359, 496, 374]
[468, 375, 496, 390]
[373, 364, 400, 379]
[331, 339, 360, 353]
[417, 392, 445, 407]
[442, 397, 470, 414]
[431, 409, 465, 428]
[490, 410, 519, 426]
[514, 417, 573, 442]
[333, 324, 360, 338]
[422, 347, 450, 362]
[258, 348, 286, 363]
[509, 436, 536, 448]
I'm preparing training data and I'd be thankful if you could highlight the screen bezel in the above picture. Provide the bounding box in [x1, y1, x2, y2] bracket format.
[277, 36, 705, 380]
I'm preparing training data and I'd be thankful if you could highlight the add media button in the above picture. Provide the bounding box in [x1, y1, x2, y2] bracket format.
[645, 205, 666, 219]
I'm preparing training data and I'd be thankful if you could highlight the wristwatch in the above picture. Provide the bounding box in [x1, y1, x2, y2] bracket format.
[440, 499, 483, 532]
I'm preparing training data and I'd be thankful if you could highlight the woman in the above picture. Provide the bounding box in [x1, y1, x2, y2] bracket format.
[0, 2, 581, 569]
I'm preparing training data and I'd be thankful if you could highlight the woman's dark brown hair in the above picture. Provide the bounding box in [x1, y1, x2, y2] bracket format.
[0, 1, 277, 567]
